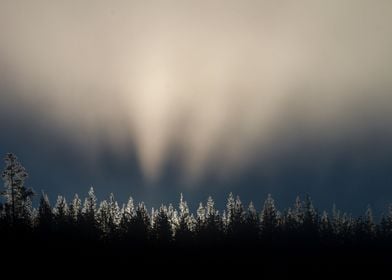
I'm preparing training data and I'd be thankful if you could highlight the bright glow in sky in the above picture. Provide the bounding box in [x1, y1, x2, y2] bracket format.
[0, 0, 391, 184]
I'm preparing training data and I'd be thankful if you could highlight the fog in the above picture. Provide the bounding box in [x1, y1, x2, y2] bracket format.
[0, 0, 391, 185]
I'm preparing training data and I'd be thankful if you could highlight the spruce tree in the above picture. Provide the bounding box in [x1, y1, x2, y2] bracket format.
[261, 194, 278, 237]
[1, 153, 34, 225]
[380, 205, 392, 240]
[82, 187, 97, 225]
[21, 196, 34, 228]
[320, 211, 333, 241]
[69, 194, 82, 222]
[152, 205, 173, 243]
[203, 196, 222, 240]
[226, 194, 246, 238]
[364, 206, 375, 239]
[282, 208, 296, 235]
[196, 202, 206, 233]
[293, 196, 304, 226]
[331, 204, 341, 236]
[167, 203, 178, 233]
[37, 193, 53, 234]
[245, 201, 259, 239]
[97, 200, 110, 235]
[226, 192, 235, 230]
[126, 202, 150, 242]
[81, 187, 98, 238]
[53, 195, 68, 230]
[124, 196, 135, 219]
[176, 194, 192, 242]
[108, 193, 121, 228]
[303, 195, 318, 238]
[98, 193, 120, 237]
[119, 196, 136, 237]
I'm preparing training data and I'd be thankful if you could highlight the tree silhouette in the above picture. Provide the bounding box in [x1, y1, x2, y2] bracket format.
[54, 195, 68, 233]
[96, 193, 121, 239]
[124, 202, 150, 243]
[260, 194, 278, 237]
[244, 202, 259, 240]
[36, 193, 53, 234]
[69, 194, 82, 223]
[202, 196, 223, 242]
[302, 195, 319, 240]
[226, 193, 246, 239]
[81, 187, 98, 239]
[319, 211, 333, 242]
[1, 153, 392, 268]
[119, 196, 135, 239]
[152, 206, 173, 243]
[380, 205, 392, 241]
[176, 194, 193, 243]
[1, 153, 34, 225]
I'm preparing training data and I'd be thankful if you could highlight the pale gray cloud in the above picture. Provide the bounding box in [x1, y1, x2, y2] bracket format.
[0, 0, 391, 184]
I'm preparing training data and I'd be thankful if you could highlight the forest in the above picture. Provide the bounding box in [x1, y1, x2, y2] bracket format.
[1, 153, 392, 269]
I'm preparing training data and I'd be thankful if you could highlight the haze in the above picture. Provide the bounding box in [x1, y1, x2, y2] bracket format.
[0, 0, 391, 208]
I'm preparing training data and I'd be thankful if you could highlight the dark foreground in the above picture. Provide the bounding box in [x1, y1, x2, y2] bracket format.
[2, 231, 391, 277]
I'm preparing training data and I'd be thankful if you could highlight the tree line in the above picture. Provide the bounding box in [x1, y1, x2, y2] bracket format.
[1, 152, 392, 252]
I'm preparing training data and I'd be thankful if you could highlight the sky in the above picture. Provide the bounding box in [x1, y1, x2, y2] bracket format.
[0, 0, 392, 215]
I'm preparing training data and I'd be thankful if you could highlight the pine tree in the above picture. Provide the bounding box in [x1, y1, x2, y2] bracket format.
[196, 202, 206, 231]
[81, 187, 98, 239]
[244, 201, 259, 239]
[0, 202, 6, 231]
[21, 196, 34, 228]
[203, 196, 222, 240]
[176, 194, 192, 242]
[97, 194, 120, 237]
[222, 210, 227, 228]
[119, 196, 136, 236]
[303, 195, 318, 237]
[293, 196, 304, 225]
[386, 204, 392, 230]
[353, 207, 374, 243]
[104, 193, 120, 236]
[97, 200, 110, 235]
[54, 195, 68, 230]
[303, 195, 317, 223]
[126, 202, 151, 242]
[152, 205, 173, 243]
[319, 211, 333, 241]
[226, 194, 246, 238]
[68, 194, 82, 222]
[260, 194, 278, 237]
[188, 214, 197, 232]
[282, 208, 297, 234]
[226, 192, 235, 229]
[108, 193, 121, 227]
[364, 205, 375, 239]
[380, 204, 392, 239]
[54, 196, 68, 217]
[234, 196, 245, 222]
[167, 203, 178, 232]
[82, 187, 97, 225]
[150, 207, 158, 228]
[341, 212, 354, 242]
[331, 204, 340, 235]
[37, 193, 53, 233]
[124, 196, 135, 219]
[1, 153, 34, 224]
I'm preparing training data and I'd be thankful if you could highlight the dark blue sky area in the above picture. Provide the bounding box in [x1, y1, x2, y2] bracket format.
[1, 94, 391, 216]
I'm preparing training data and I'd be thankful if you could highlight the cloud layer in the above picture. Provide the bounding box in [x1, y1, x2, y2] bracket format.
[0, 0, 391, 185]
